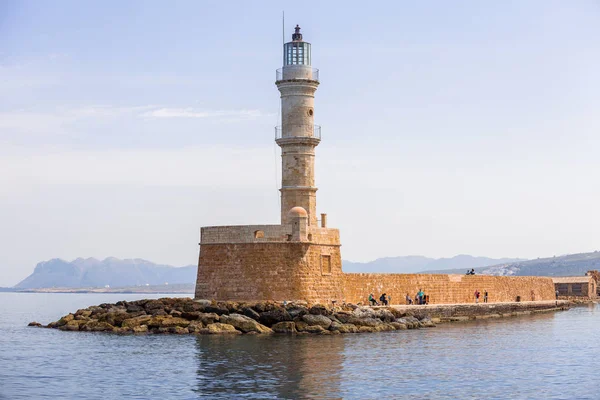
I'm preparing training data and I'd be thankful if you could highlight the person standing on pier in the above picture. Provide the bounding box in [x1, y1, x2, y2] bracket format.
[474, 290, 481, 303]
[484, 290, 488, 303]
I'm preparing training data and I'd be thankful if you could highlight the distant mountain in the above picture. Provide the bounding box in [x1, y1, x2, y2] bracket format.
[422, 251, 600, 276]
[342, 255, 525, 274]
[15, 258, 197, 289]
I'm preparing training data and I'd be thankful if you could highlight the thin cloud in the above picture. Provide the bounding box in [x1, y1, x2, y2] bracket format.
[141, 108, 268, 119]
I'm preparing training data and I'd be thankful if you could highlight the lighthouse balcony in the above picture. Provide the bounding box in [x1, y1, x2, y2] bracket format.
[276, 67, 319, 83]
[275, 125, 321, 142]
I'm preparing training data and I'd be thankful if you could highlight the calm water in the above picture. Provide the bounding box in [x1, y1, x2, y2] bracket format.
[0, 293, 599, 399]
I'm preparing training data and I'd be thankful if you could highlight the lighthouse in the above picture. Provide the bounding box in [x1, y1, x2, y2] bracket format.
[276, 25, 321, 226]
[196, 25, 344, 304]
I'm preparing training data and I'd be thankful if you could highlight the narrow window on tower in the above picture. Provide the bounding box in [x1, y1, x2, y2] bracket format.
[321, 255, 332, 275]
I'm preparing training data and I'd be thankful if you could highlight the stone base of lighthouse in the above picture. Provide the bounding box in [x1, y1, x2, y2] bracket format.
[194, 223, 343, 304]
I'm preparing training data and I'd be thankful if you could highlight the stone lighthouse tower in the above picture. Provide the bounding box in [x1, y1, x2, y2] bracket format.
[195, 25, 343, 304]
[276, 25, 320, 226]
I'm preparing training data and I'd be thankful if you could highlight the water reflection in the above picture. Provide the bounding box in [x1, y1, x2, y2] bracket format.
[194, 335, 344, 399]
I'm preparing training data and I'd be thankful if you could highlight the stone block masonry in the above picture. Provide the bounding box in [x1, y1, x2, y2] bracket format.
[344, 273, 556, 305]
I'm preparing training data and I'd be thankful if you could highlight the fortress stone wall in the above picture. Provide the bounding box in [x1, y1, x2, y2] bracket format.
[343, 273, 556, 305]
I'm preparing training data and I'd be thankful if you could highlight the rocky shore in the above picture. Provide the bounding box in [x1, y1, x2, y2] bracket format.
[29, 298, 436, 335]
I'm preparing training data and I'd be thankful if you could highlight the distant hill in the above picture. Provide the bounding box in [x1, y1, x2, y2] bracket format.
[342, 255, 525, 273]
[422, 251, 600, 276]
[15, 258, 196, 289]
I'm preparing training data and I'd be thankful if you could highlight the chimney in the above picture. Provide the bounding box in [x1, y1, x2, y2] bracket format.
[320, 213, 327, 228]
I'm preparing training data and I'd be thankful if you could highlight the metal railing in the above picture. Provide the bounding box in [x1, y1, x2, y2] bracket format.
[275, 125, 321, 140]
[276, 68, 319, 82]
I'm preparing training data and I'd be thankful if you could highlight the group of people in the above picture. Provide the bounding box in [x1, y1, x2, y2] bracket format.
[368, 293, 390, 306]
[405, 289, 428, 305]
[474, 289, 489, 303]
[466, 269, 476, 275]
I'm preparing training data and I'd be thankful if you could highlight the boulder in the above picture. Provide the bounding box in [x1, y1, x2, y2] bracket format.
[333, 311, 353, 324]
[242, 307, 261, 321]
[286, 305, 309, 319]
[147, 316, 190, 329]
[144, 300, 164, 311]
[202, 323, 241, 335]
[302, 314, 332, 329]
[28, 322, 42, 327]
[121, 315, 152, 329]
[169, 310, 183, 317]
[132, 325, 148, 334]
[126, 304, 144, 313]
[358, 326, 375, 333]
[56, 314, 74, 327]
[203, 305, 230, 315]
[329, 321, 358, 334]
[198, 312, 220, 325]
[374, 309, 395, 323]
[353, 307, 376, 319]
[59, 320, 84, 331]
[350, 317, 381, 327]
[259, 309, 292, 326]
[181, 311, 201, 320]
[82, 321, 114, 332]
[294, 320, 309, 332]
[220, 314, 273, 334]
[309, 304, 330, 316]
[390, 322, 407, 330]
[187, 321, 204, 334]
[304, 325, 326, 334]
[271, 321, 296, 334]
[420, 317, 436, 328]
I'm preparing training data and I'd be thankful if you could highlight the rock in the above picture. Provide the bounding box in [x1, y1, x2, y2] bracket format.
[358, 326, 375, 333]
[304, 325, 326, 334]
[420, 317, 436, 328]
[194, 299, 212, 307]
[75, 309, 92, 318]
[202, 323, 241, 335]
[390, 322, 407, 330]
[169, 310, 183, 317]
[329, 321, 358, 333]
[333, 311, 353, 324]
[28, 321, 42, 327]
[271, 321, 296, 334]
[286, 305, 309, 319]
[220, 314, 273, 334]
[294, 320, 309, 332]
[144, 300, 164, 311]
[259, 309, 292, 326]
[169, 326, 189, 335]
[309, 304, 330, 316]
[302, 314, 332, 329]
[121, 315, 152, 329]
[374, 309, 395, 323]
[350, 317, 381, 327]
[183, 302, 204, 313]
[187, 321, 204, 333]
[181, 311, 201, 320]
[126, 304, 144, 313]
[82, 321, 114, 332]
[132, 325, 148, 334]
[242, 307, 261, 321]
[203, 305, 229, 315]
[198, 312, 220, 325]
[59, 320, 83, 331]
[151, 309, 168, 316]
[353, 307, 376, 319]
[56, 314, 75, 327]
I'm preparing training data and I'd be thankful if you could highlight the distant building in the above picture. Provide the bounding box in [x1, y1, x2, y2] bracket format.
[552, 275, 597, 299]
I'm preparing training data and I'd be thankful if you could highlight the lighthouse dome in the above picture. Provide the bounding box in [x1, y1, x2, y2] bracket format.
[288, 206, 308, 218]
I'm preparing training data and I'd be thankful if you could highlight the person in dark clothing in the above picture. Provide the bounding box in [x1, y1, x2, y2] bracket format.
[484, 290, 488, 303]
[368, 293, 377, 306]
[379, 293, 388, 306]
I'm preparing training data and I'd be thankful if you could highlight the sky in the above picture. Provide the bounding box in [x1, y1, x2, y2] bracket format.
[1, 1, 599, 286]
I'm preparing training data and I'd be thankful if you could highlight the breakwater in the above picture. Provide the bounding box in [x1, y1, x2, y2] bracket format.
[29, 297, 571, 335]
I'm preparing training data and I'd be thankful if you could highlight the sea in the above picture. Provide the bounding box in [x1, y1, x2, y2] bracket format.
[0, 292, 599, 399]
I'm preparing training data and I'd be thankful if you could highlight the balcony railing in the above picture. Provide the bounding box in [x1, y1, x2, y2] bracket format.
[276, 67, 319, 83]
[275, 125, 321, 140]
